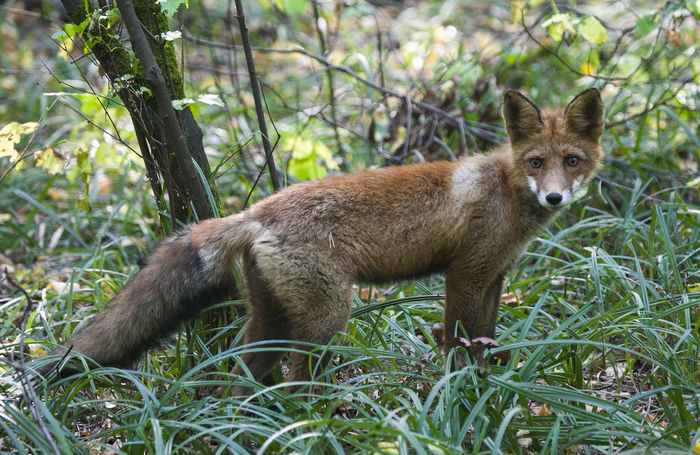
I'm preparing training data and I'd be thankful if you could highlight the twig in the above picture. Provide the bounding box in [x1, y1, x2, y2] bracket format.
[185, 34, 503, 144]
[232, 0, 281, 192]
[260, 80, 399, 162]
[312, 0, 342, 158]
[401, 96, 412, 161]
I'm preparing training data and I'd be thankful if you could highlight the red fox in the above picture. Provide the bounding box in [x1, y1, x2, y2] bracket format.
[45, 89, 605, 394]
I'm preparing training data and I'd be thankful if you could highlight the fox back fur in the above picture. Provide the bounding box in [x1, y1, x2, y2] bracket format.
[49, 89, 605, 393]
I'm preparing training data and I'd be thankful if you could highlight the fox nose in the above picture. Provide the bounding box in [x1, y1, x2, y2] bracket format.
[545, 193, 563, 205]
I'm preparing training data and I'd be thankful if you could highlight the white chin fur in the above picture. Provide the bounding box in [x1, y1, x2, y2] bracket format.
[536, 190, 573, 210]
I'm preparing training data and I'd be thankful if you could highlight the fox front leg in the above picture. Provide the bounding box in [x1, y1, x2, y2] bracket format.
[442, 269, 489, 369]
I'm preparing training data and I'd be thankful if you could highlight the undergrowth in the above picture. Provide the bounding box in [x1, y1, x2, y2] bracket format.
[1, 156, 699, 454]
[2, 1, 700, 453]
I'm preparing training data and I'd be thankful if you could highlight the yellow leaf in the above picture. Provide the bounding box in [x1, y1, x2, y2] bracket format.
[18, 122, 38, 134]
[34, 147, 67, 175]
[538, 403, 552, 416]
[0, 122, 38, 162]
[581, 62, 596, 75]
[374, 441, 399, 455]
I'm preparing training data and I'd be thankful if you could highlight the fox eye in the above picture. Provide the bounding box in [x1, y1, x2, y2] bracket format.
[567, 156, 579, 167]
[530, 158, 542, 168]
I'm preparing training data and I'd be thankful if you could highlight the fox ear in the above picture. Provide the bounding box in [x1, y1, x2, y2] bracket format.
[503, 90, 543, 146]
[564, 88, 605, 141]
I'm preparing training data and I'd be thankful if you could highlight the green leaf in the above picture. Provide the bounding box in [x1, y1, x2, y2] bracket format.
[285, 0, 307, 14]
[63, 20, 88, 40]
[197, 94, 224, 107]
[77, 187, 91, 213]
[541, 13, 574, 42]
[73, 148, 92, 213]
[578, 16, 608, 45]
[287, 136, 338, 181]
[172, 98, 195, 110]
[51, 30, 68, 41]
[635, 15, 656, 38]
[156, 0, 187, 19]
[75, 148, 92, 184]
[258, 0, 284, 9]
[658, 105, 700, 149]
[104, 8, 120, 25]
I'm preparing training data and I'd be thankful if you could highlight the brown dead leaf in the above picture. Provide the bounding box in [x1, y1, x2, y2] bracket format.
[669, 29, 681, 46]
[456, 337, 472, 349]
[501, 292, 519, 304]
[471, 337, 499, 348]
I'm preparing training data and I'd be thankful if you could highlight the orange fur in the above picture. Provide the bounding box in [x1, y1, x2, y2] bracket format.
[47, 89, 605, 394]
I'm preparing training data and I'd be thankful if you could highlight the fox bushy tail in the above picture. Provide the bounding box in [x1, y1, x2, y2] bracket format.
[59, 214, 256, 368]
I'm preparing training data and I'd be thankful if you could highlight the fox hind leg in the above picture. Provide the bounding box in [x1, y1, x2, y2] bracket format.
[283, 281, 353, 394]
[224, 256, 292, 397]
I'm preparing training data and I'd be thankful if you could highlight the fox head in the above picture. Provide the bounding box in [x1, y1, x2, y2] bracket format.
[503, 88, 605, 210]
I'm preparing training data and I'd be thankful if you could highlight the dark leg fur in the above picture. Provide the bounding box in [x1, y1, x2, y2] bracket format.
[475, 273, 506, 340]
[443, 269, 507, 369]
[226, 257, 292, 396]
[443, 269, 485, 348]
[284, 296, 352, 393]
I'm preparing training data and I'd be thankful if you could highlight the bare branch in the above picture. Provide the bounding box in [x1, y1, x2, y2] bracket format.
[232, 0, 281, 192]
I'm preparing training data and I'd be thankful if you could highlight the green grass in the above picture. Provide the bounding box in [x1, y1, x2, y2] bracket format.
[3, 1, 700, 451]
[1, 157, 699, 454]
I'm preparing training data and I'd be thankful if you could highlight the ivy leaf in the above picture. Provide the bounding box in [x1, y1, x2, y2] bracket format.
[197, 94, 224, 107]
[52, 30, 68, 41]
[156, 0, 187, 19]
[578, 16, 608, 45]
[635, 15, 656, 38]
[172, 98, 195, 110]
[104, 8, 120, 25]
